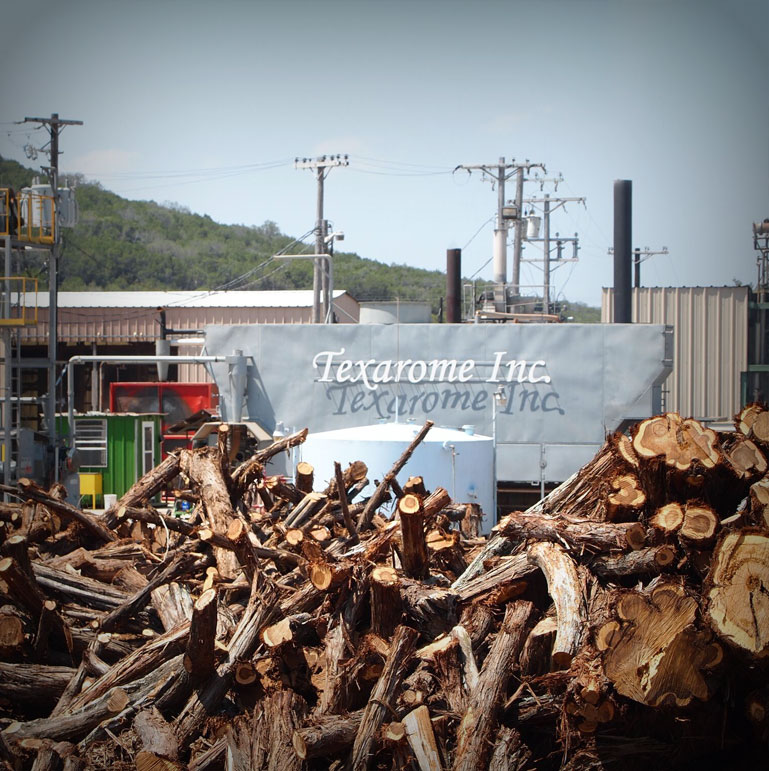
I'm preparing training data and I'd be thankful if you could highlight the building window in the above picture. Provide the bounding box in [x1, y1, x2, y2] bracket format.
[75, 419, 108, 467]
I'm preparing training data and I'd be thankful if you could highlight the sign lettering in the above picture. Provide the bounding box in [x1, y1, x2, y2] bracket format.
[312, 349, 552, 390]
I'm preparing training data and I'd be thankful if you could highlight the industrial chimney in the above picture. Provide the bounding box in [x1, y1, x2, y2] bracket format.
[446, 248, 461, 323]
[613, 180, 632, 323]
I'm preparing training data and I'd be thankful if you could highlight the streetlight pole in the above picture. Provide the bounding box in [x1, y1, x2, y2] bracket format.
[492, 386, 507, 524]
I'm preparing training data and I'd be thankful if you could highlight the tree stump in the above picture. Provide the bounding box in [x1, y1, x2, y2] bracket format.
[706, 529, 769, 657]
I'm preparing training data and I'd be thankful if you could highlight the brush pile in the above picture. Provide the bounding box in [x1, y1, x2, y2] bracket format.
[0, 409, 767, 771]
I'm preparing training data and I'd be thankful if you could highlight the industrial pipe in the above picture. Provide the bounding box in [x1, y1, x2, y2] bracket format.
[66, 354, 230, 450]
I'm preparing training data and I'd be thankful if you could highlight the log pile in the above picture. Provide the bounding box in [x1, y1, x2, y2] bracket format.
[0, 409, 767, 770]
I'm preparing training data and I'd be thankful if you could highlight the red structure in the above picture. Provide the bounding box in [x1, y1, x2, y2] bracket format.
[109, 382, 219, 457]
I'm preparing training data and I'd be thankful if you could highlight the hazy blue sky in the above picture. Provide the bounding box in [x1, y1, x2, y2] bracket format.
[1, 0, 767, 306]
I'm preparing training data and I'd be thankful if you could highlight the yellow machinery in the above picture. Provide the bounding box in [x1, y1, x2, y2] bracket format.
[78, 472, 103, 509]
[0, 276, 38, 327]
[0, 187, 56, 245]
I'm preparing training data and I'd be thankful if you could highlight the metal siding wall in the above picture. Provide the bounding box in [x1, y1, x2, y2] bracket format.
[23, 294, 358, 346]
[602, 286, 748, 420]
[103, 415, 136, 498]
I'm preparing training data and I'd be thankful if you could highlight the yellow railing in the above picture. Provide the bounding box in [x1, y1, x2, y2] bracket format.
[0, 276, 38, 326]
[0, 188, 55, 245]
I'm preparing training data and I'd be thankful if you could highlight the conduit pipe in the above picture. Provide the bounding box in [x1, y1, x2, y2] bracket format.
[66, 354, 232, 450]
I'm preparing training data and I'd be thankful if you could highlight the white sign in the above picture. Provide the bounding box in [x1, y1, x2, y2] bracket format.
[313, 349, 551, 391]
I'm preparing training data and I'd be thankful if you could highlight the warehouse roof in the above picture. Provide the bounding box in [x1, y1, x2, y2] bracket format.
[30, 290, 350, 309]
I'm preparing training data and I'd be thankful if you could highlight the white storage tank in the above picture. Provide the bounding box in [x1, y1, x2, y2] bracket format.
[359, 301, 431, 324]
[299, 422, 495, 532]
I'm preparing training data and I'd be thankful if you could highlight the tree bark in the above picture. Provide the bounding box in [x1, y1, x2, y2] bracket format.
[179, 447, 239, 578]
[101, 453, 181, 529]
[174, 575, 280, 746]
[293, 710, 364, 760]
[452, 601, 537, 771]
[370, 565, 402, 640]
[399, 494, 429, 580]
[347, 624, 419, 771]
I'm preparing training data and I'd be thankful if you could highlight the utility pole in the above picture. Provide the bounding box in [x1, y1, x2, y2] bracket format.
[22, 113, 83, 479]
[295, 155, 348, 323]
[606, 246, 669, 288]
[458, 159, 545, 311]
[522, 193, 585, 314]
[632, 246, 669, 288]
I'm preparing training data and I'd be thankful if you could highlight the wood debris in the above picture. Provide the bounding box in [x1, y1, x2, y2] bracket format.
[0, 408, 767, 770]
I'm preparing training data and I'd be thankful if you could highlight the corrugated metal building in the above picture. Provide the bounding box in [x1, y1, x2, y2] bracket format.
[16, 289, 360, 423]
[21, 289, 360, 345]
[602, 286, 749, 421]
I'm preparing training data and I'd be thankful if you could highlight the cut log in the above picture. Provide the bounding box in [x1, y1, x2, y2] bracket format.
[498, 511, 646, 554]
[357, 420, 434, 530]
[650, 502, 684, 535]
[182, 588, 218, 681]
[452, 601, 537, 771]
[179, 447, 239, 578]
[348, 624, 419, 770]
[399, 494, 429, 580]
[308, 560, 351, 591]
[292, 710, 363, 761]
[369, 565, 403, 640]
[402, 705, 443, 771]
[151, 582, 194, 633]
[590, 545, 676, 579]
[633, 413, 720, 471]
[226, 517, 258, 581]
[403, 476, 427, 497]
[0, 661, 76, 706]
[527, 541, 586, 669]
[721, 433, 767, 481]
[295, 461, 315, 494]
[706, 529, 769, 657]
[519, 615, 557, 677]
[101, 453, 181, 529]
[261, 612, 316, 649]
[736, 403, 765, 437]
[0, 604, 26, 658]
[606, 474, 646, 521]
[601, 582, 719, 707]
[678, 504, 719, 547]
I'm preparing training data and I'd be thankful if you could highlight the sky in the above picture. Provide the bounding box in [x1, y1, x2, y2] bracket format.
[1, 0, 767, 307]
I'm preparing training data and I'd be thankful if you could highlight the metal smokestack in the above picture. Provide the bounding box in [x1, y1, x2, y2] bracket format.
[446, 248, 461, 323]
[613, 180, 632, 323]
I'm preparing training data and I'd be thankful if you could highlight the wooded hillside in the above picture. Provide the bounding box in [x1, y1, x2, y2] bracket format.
[0, 156, 600, 321]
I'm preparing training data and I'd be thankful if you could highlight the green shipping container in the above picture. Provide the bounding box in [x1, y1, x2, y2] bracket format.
[59, 413, 163, 500]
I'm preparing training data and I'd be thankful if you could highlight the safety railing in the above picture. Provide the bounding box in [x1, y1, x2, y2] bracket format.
[0, 188, 55, 245]
[0, 276, 38, 326]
